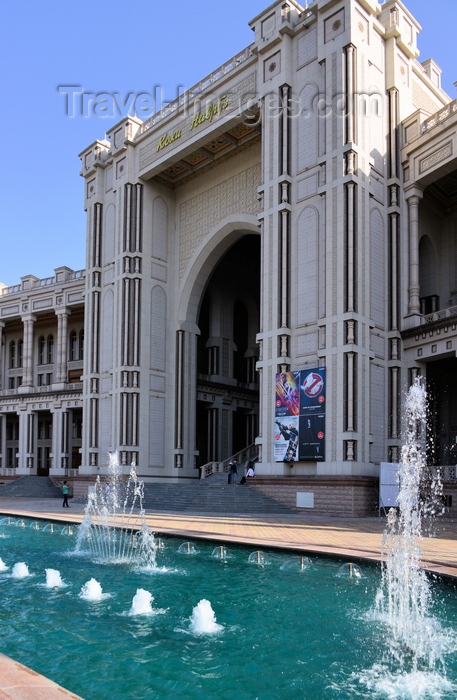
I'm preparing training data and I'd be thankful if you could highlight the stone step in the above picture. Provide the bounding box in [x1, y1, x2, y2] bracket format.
[0, 476, 62, 499]
[0, 473, 294, 515]
[140, 473, 294, 514]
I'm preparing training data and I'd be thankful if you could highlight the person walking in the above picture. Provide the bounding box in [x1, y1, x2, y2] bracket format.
[62, 480, 70, 508]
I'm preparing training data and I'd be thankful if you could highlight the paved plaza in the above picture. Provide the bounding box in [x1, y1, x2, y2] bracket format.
[1, 497, 457, 579]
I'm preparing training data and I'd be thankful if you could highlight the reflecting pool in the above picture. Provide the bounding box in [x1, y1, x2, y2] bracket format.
[1, 517, 457, 700]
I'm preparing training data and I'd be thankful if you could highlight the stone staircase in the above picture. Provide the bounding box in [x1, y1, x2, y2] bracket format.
[141, 472, 295, 514]
[0, 473, 295, 515]
[0, 476, 62, 499]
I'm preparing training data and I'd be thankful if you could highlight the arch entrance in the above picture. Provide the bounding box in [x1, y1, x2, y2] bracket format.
[194, 235, 260, 466]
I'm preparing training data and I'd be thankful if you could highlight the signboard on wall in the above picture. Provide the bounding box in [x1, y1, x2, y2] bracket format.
[379, 462, 400, 512]
[274, 368, 326, 462]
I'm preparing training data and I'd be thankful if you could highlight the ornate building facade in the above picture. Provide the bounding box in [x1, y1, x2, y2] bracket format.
[1, 0, 457, 511]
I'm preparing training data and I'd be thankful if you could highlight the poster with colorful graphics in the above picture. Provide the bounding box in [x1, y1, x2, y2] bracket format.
[275, 371, 300, 416]
[274, 367, 326, 462]
[274, 416, 299, 462]
[299, 368, 326, 413]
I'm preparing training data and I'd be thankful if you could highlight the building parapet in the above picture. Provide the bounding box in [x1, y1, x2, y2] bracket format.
[422, 305, 457, 325]
[0, 383, 83, 398]
[421, 99, 457, 138]
[137, 46, 255, 138]
[0, 268, 85, 297]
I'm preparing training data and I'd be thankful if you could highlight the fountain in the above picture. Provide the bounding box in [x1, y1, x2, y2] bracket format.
[11, 562, 29, 578]
[130, 588, 154, 615]
[189, 599, 223, 635]
[79, 578, 104, 601]
[75, 452, 157, 567]
[370, 378, 456, 695]
[1, 514, 457, 699]
[1, 399, 457, 700]
[44, 569, 66, 588]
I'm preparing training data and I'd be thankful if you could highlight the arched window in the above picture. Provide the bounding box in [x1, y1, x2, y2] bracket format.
[47, 335, 54, 364]
[9, 341, 16, 368]
[79, 329, 84, 360]
[17, 339, 23, 368]
[69, 331, 77, 361]
[38, 336, 45, 365]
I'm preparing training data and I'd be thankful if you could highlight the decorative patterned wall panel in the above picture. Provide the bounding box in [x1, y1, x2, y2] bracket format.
[150, 286, 166, 371]
[370, 362, 385, 463]
[179, 164, 260, 280]
[149, 396, 165, 467]
[152, 197, 168, 262]
[297, 27, 317, 68]
[370, 208, 385, 328]
[297, 85, 318, 174]
[101, 289, 114, 373]
[99, 396, 112, 457]
[297, 206, 319, 326]
[103, 203, 116, 265]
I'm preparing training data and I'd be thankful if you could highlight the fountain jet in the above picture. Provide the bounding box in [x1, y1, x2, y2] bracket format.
[75, 452, 157, 567]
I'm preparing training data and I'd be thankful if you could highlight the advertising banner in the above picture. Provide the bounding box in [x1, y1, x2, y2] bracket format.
[274, 367, 326, 462]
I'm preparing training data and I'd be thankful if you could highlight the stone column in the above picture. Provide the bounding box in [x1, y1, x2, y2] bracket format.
[0, 413, 5, 472]
[16, 408, 31, 474]
[406, 188, 424, 316]
[0, 322, 4, 390]
[21, 315, 36, 387]
[55, 308, 70, 384]
[50, 408, 66, 475]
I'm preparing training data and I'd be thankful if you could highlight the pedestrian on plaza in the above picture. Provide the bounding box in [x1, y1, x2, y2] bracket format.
[62, 481, 70, 508]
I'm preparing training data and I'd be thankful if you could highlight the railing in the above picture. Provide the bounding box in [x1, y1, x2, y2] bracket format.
[0, 468, 17, 477]
[137, 46, 254, 138]
[0, 269, 85, 296]
[422, 305, 457, 325]
[437, 465, 457, 482]
[0, 284, 21, 296]
[199, 443, 259, 480]
[0, 382, 83, 397]
[39, 276, 55, 287]
[421, 98, 457, 137]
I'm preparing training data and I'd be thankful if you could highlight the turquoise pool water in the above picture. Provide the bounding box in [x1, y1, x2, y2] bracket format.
[1, 517, 457, 700]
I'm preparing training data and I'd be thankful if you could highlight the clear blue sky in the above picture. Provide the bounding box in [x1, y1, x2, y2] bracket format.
[1, 0, 455, 287]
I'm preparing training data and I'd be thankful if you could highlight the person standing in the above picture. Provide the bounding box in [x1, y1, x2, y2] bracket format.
[62, 481, 70, 508]
[230, 459, 238, 485]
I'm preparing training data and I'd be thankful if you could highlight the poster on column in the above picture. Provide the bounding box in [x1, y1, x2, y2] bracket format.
[274, 367, 326, 462]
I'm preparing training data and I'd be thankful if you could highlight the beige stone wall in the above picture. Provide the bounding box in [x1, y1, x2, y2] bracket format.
[250, 477, 379, 517]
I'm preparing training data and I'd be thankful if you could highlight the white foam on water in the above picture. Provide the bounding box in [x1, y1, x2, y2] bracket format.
[11, 562, 29, 578]
[130, 588, 154, 615]
[357, 664, 455, 699]
[189, 599, 223, 635]
[79, 578, 105, 601]
[44, 568, 66, 588]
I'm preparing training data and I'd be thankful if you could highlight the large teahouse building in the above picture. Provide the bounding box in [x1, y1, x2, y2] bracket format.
[1, 0, 457, 515]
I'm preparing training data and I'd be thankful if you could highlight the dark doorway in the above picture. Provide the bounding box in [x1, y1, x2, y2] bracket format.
[426, 357, 457, 465]
[195, 234, 260, 465]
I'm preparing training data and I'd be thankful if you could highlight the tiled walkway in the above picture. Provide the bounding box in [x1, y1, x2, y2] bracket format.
[2, 498, 457, 578]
